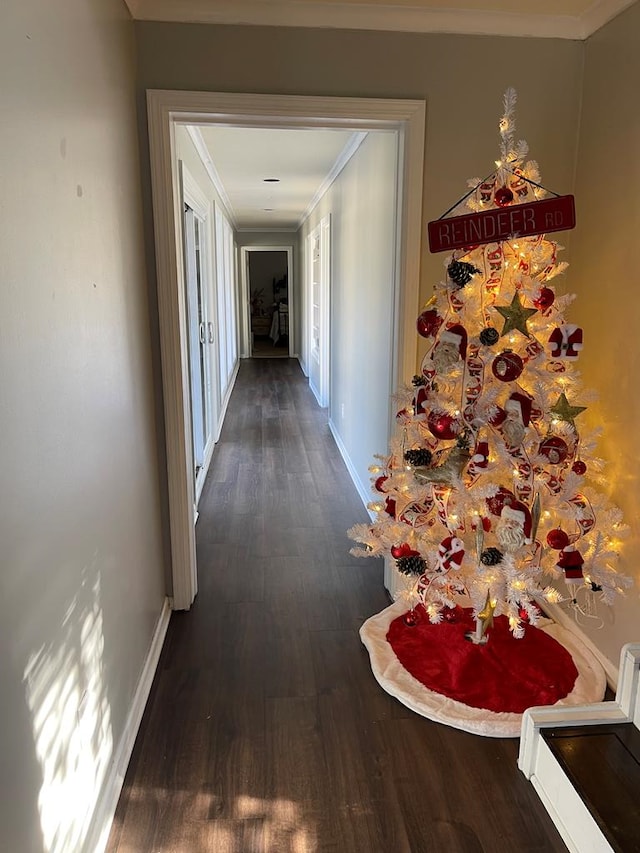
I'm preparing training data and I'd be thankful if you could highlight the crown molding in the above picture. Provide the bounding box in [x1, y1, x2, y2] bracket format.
[125, 0, 634, 40]
[185, 125, 238, 228]
[299, 131, 367, 226]
[578, 0, 636, 38]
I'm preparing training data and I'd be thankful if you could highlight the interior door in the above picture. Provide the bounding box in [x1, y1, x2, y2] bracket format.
[183, 205, 206, 476]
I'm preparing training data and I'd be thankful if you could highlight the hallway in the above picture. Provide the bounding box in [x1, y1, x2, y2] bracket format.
[106, 358, 566, 852]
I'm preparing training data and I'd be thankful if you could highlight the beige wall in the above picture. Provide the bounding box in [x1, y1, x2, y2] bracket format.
[134, 21, 584, 311]
[1, 1, 166, 850]
[300, 131, 399, 499]
[569, 1, 640, 667]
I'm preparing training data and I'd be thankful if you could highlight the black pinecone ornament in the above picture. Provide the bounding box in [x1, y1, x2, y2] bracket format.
[480, 547, 503, 566]
[412, 374, 428, 387]
[404, 448, 433, 466]
[397, 554, 427, 576]
[447, 260, 480, 288]
[479, 326, 500, 346]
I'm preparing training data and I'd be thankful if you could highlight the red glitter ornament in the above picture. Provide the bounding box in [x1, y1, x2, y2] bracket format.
[486, 487, 517, 517]
[533, 287, 555, 310]
[403, 608, 420, 627]
[384, 497, 396, 518]
[572, 460, 587, 475]
[374, 475, 388, 492]
[494, 186, 514, 207]
[539, 435, 569, 465]
[492, 350, 524, 382]
[417, 309, 443, 338]
[427, 410, 460, 440]
[547, 528, 570, 550]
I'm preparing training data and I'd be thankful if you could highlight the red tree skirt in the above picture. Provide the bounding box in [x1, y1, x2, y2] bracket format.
[360, 600, 606, 737]
[387, 605, 577, 714]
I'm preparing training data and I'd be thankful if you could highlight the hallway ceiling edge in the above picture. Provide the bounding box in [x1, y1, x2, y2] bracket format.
[125, 0, 635, 40]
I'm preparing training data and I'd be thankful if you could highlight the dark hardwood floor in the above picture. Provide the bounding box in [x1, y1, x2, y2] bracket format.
[106, 358, 567, 853]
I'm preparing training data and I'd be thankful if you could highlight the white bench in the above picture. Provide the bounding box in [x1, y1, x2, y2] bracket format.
[518, 643, 640, 853]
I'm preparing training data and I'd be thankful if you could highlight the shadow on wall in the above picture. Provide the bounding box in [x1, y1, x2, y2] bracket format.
[12, 558, 114, 853]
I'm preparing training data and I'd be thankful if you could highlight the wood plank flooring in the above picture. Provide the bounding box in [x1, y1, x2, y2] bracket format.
[107, 358, 567, 853]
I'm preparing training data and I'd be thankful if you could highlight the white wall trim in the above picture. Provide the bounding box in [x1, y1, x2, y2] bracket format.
[88, 597, 171, 853]
[328, 417, 371, 509]
[579, 0, 637, 38]
[543, 600, 619, 689]
[147, 90, 424, 611]
[185, 125, 238, 228]
[125, 0, 633, 40]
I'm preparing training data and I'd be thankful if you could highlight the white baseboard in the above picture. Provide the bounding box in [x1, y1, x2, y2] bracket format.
[328, 418, 372, 510]
[543, 601, 619, 690]
[87, 596, 171, 853]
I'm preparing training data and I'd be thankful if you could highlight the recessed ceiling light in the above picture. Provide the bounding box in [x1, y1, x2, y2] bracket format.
[263, 178, 280, 183]
[264, 208, 274, 211]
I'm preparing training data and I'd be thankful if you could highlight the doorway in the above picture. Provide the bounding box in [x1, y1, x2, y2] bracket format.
[242, 246, 294, 358]
[147, 90, 425, 610]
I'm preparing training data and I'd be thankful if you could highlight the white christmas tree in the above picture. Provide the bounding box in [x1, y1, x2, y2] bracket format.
[349, 89, 631, 642]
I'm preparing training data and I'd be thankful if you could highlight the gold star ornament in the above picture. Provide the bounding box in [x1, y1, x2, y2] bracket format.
[477, 590, 496, 638]
[550, 393, 587, 427]
[494, 292, 538, 338]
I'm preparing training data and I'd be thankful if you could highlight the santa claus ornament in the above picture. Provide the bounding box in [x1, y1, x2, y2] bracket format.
[496, 502, 532, 552]
[502, 392, 532, 447]
[557, 545, 585, 599]
[432, 324, 467, 373]
[548, 324, 584, 359]
[435, 536, 465, 573]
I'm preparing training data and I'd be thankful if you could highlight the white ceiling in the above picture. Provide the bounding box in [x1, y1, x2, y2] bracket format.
[125, 0, 636, 40]
[189, 125, 365, 231]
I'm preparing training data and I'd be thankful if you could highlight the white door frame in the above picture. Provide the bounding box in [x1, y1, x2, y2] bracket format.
[307, 215, 331, 408]
[146, 90, 425, 610]
[241, 245, 294, 357]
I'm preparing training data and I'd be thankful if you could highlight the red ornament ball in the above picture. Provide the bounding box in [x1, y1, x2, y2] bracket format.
[374, 475, 388, 492]
[572, 460, 587, 476]
[486, 487, 517, 517]
[539, 435, 569, 465]
[491, 350, 524, 382]
[427, 410, 460, 440]
[533, 287, 555, 310]
[547, 528, 570, 550]
[403, 609, 420, 627]
[494, 186, 514, 207]
[391, 543, 418, 559]
[417, 309, 443, 338]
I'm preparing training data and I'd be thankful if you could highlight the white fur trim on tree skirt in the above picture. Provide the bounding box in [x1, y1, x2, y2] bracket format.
[359, 599, 606, 738]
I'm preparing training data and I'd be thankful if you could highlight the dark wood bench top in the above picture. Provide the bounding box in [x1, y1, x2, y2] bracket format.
[542, 723, 640, 853]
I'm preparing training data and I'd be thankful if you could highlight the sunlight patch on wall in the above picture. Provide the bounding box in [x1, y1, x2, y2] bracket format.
[24, 571, 113, 853]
